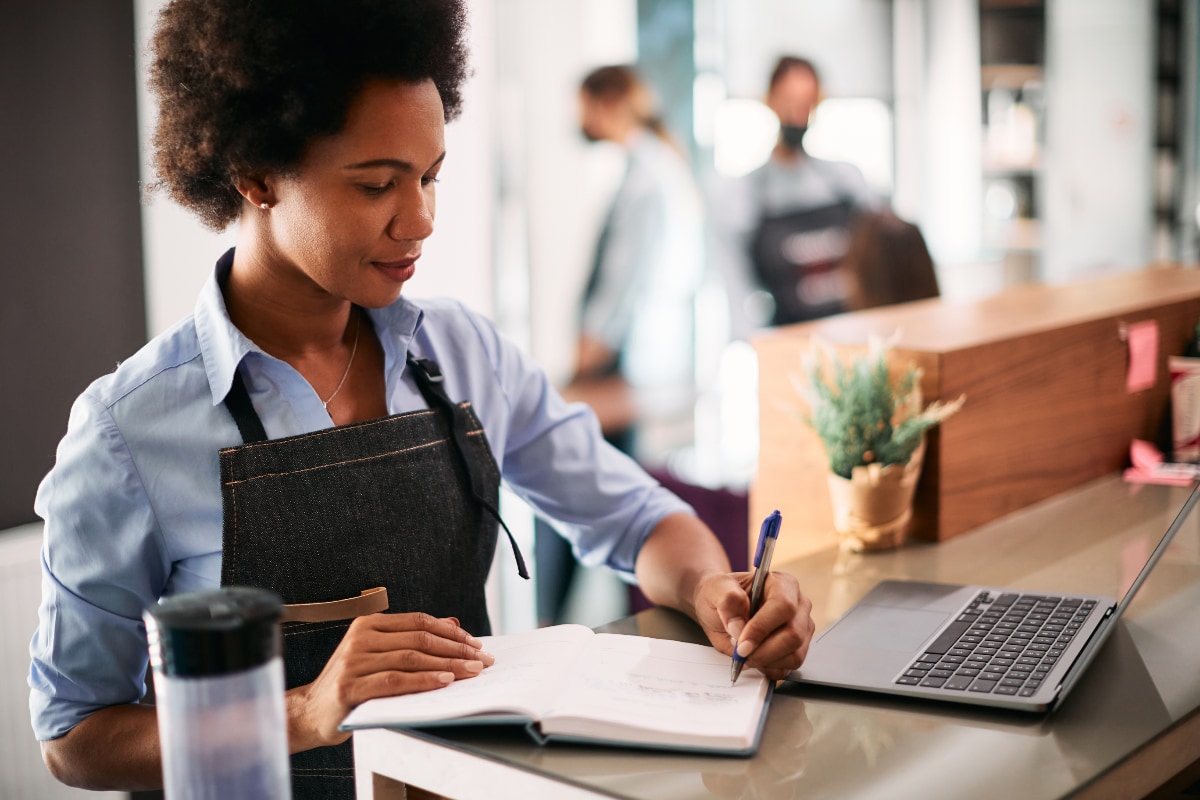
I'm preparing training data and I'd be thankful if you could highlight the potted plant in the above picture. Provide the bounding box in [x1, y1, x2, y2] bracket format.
[795, 337, 965, 552]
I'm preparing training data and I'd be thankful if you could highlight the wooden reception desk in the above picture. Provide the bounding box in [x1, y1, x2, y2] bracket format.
[751, 266, 1200, 565]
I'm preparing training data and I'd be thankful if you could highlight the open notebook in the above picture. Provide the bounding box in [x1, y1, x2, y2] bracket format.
[340, 623, 773, 755]
[787, 481, 1200, 712]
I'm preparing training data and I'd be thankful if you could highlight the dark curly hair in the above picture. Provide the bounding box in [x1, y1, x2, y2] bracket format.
[148, 0, 470, 230]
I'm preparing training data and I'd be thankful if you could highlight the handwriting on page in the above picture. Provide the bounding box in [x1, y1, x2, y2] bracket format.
[582, 675, 742, 705]
[552, 642, 765, 736]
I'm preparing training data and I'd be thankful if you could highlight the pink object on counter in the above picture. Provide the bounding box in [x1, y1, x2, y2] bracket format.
[1123, 439, 1200, 486]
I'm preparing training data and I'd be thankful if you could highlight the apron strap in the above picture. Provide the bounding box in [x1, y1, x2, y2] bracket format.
[281, 586, 390, 623]
[226, 368, 269, 444]
[407, 354, 530, 580]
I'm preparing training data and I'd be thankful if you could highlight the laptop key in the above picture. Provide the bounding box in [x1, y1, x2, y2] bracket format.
[968, 679, 998, 692]
[994, 685, 1019, 695]
[944, 675, 973, 690]
[1018, 687, 1037, 697]
[924, 620, 973, 654]
[896, 675, 921, 685]
[920, 675, 948, 688]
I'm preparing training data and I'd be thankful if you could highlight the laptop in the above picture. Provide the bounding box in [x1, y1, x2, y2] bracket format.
[786, 481, 1200, 712]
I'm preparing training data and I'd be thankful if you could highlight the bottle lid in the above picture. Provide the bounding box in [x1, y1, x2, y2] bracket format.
[144, 587, 283, 677]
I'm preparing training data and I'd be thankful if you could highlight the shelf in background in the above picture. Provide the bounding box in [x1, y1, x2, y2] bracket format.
[984, 218, 1042, 253]
[981, 63, 1044, 90]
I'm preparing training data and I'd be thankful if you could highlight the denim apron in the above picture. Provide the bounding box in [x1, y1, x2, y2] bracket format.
[749, 167, 858, 325]
[219, 353, 528, 799]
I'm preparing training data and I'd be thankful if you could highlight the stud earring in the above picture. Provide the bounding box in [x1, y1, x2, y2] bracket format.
[260, 202, 270, 210]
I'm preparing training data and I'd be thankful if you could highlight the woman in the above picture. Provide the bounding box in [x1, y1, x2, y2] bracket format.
[538, 65, 705, 625]
[569, 64, 703, 448]
[29, 2, 814, 796]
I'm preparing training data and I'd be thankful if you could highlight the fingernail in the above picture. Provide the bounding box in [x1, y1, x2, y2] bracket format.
[463, 660, 484, 674]
[478, 651, 496, 666]
[437, 672, 454, 684]
[736, 640, 754, 658]
[448, 616, 461, 627]
[727, 620, 745, 641]
[465, 635, 483, 648]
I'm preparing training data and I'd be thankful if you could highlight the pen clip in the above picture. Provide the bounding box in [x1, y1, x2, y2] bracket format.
[753, 510, 782, 568]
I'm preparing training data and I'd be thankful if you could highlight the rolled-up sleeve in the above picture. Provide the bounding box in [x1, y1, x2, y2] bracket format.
[458, 308, 694, 578]
[580, 174, 665, 354]
[29, 392, 170, 741]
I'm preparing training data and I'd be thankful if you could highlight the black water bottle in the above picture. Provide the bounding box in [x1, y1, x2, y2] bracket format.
[144, 587, 291, 799]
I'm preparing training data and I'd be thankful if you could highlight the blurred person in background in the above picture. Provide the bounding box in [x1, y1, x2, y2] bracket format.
[840, 209, 940, 311]
[535, 64, 705, 626]
[714, 55, 878, 335]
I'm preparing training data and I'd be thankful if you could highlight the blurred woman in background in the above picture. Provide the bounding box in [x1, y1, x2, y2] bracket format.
[536, 65, 705, 625]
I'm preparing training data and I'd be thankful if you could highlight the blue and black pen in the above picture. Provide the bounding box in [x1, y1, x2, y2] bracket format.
[731, 509, 782, 685]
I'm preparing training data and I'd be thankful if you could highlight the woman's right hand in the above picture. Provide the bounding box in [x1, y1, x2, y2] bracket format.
[287, 612, 493, 752]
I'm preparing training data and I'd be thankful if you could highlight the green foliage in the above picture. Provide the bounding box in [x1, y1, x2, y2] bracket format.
[803, 348, 962, 479]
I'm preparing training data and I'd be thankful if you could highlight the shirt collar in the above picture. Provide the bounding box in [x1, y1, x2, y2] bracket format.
[194, 247, 425, 406]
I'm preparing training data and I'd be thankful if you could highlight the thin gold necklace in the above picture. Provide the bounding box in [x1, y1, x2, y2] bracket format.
[322, 309, 361, 411]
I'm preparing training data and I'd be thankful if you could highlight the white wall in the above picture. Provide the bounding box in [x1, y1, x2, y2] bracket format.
[0, 526, 123, 800]
[496, 0, 638, 383]
[720, 0, 894, 102]
[1042, 0, 1156, 282]
[132, 1, 231, 336]
[917, 0, 984, 270]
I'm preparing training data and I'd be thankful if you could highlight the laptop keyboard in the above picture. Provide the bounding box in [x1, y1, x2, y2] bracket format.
[894, 591, 1096, 697]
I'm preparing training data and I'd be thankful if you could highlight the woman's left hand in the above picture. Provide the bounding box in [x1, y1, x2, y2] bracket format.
[692, 571, 815, 680]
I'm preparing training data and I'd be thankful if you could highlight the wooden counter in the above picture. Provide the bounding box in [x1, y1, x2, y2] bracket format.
[751, 266, 1200, 564]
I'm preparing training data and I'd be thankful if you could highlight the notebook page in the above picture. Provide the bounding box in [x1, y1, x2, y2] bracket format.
[542, 633, 768, 749]
[341, 624, 593, 728]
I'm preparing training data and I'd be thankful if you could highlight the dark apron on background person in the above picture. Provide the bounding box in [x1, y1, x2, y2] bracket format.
[218, 353, 527, 800]
[577, 168, 637, 457]
[749, 167, 859, 325]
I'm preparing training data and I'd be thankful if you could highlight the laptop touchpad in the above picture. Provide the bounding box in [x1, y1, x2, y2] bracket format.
[823, 606, 948, 652]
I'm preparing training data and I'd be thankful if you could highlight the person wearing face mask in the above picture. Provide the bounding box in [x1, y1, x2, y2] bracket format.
[534, 65, 705, 626]
[568, 64, 703, 450]
[713, 56, 878, 335]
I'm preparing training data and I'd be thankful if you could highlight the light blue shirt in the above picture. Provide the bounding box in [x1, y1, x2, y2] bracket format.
[29, 252, 692, 741]
[582, 131, 704, 391]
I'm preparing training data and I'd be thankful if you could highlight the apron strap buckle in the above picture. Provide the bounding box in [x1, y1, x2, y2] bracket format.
[412, 357, 445, 383]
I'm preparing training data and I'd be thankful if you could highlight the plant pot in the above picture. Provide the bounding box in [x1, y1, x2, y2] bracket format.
[826, 441, 925, 552]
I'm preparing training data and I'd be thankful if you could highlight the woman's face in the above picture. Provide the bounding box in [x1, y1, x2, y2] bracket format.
[578, 91, 620, 143]
[262, 78, 446, 309]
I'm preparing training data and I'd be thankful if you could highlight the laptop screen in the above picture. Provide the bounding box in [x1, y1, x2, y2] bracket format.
[1054, 480, 1200, 708]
